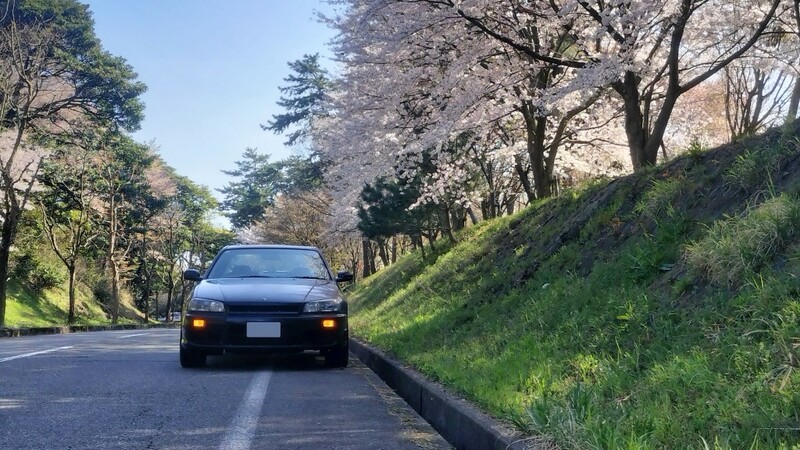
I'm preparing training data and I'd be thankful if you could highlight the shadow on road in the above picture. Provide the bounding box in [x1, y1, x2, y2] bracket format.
[199, 351, 344, 372]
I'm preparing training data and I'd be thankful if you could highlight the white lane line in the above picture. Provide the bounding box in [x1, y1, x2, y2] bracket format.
[219, 371, 272, 450]
[117, 333, 150, 339]
[0, 346, 74, 363]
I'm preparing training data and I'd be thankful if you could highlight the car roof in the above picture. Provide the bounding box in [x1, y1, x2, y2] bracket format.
[220, 244, 321, 252]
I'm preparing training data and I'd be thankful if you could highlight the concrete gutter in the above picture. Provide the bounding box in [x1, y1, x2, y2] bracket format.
[0, 323, 179, 338]
[350, 338, 541, 450]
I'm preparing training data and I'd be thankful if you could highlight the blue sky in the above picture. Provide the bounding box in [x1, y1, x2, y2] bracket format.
[83, 0, 338, 203]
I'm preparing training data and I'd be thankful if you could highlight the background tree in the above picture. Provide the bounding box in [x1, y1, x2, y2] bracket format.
[358, 174, 441, 262]
[150, 200, 187, 322]
[36, 140, 100, 324]
[126, 158, 172, 322]
[218, 148, 283, 229]
[262, 53, 333, 146]
[173, 174, 223, 267]
[446, 0, 783, 168]
[91, 133, 156, 323]
[0, 0, 145, 327]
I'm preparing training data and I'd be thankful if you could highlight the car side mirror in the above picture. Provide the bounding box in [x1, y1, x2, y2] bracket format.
[335, 271, 354, 283]
[183, 269, 202, 282]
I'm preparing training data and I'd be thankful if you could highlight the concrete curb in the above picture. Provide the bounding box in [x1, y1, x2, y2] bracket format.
[0, 323, 179, 338]
[350, 338, 536, 450]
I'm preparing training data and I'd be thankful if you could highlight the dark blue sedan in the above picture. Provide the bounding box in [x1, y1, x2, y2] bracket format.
[180, 245, 353, 368]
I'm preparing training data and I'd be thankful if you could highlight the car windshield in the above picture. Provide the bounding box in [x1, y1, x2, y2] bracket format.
[206, 248, 331, 280]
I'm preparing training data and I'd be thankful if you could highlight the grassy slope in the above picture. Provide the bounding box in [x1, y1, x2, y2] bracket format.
[5, 280, 110, 327]
[5, 263, 146, 327]
[349, 123, 800, 449]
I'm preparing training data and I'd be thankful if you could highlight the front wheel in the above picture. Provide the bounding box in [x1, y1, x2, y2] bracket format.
[324, 342, 349, 368]
[180, 346, 206, 368]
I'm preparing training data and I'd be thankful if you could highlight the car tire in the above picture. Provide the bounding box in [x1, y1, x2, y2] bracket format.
[324, 343, 349, 368]
[180, 346, 206, 368]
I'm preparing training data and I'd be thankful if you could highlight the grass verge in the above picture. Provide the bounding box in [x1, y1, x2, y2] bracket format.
[349, 126, 800, 449]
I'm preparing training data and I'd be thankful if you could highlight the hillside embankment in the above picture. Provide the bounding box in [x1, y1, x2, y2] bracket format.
[349, 121, 800, 449]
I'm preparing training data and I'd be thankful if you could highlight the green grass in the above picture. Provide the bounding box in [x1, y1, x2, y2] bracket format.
[5, 279, 110, 327]
[348, 130, 800, 449]
[725, 130, 800, 191]
[685, 194, 800, 288]
[635, 177, 686, 220]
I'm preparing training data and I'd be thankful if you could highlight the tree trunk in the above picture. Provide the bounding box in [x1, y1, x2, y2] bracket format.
[613, 72, 649, 170]
[350, 246, 359, 282]
[67, 265, 77, 324]
[361, 239, 372, 278]
[439, 206, 456, 242]
[153, 289, 160, 319]
[451, 207, 466, 231]
[110, 258, 121, 324]
[466, 207, 479, 225]
[0, 215, 14, 328]
[376, 238, 389, 267]
[788, 74, 800, 123]
[390, 237, 397, 264]
[521, 101, 555, 198]
[179, 279, 187, 318]
[530, 116, 553, 198]
[506, 195, 517, 216]
[369, 243, 378, 274]
[513, 154, 535, 204]
[0, 123, 26, 328]
[141, 233, 150, 322]
[165, 269, 175, 323]
[143, 279, 151, 323]
[426, 232, 437, 252]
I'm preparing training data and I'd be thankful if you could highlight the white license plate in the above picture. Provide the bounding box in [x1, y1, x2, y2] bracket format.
[246, 322, 281, 338]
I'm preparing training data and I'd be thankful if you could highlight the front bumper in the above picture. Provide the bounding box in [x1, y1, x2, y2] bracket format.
[181, 311, 348, 354]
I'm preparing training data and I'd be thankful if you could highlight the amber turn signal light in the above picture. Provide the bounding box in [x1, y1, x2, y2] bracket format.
[322, 319, 335, 329]
[192, 319, 206, 328]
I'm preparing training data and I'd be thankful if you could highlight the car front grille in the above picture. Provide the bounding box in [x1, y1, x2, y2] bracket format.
[227, 303, 302, 315]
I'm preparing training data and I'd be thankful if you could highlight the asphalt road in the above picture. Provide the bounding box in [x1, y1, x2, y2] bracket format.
[0, 329, 449, 450]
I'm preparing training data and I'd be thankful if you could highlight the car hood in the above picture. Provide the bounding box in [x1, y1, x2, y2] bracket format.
[191, 278, 340, 303]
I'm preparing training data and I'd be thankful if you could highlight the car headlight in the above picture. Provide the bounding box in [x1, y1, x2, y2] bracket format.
[188, 298, 225, 312]
[303, 298, 343, 313]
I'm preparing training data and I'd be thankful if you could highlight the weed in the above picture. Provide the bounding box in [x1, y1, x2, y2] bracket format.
[685, 194, 800, 287]
[725, 137, 800, 191]
[635, 178, 685, 220]
[686, 137, 709, 161]
[743, 312, 799, 392]
[672, 276, 694, 295]
[582, 197, 623, 239]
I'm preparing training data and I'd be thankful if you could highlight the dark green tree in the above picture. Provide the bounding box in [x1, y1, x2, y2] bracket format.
[262, 53, 333, 146]
[280, 153, 329, 193]
[357, 175, 440, 261]
[218, 148, 284, 229]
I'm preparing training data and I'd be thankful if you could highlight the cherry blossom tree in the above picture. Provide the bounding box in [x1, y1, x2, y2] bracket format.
[766, 0, 800, 123]
[321, 0, 625, 229]
[365, 0, 784, 169]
